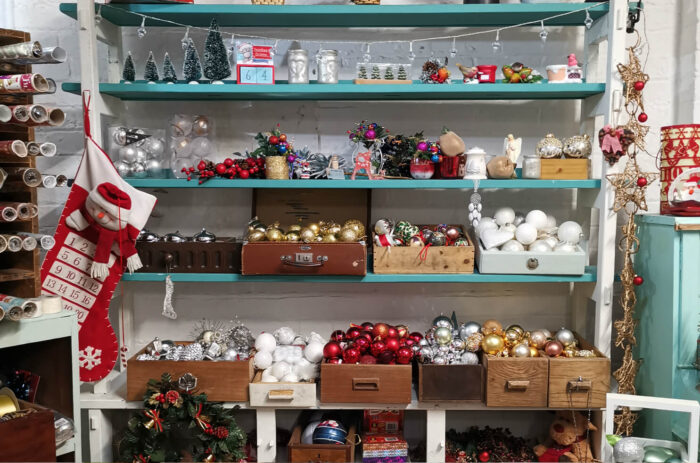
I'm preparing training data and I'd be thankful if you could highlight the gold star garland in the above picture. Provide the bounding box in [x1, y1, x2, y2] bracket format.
[607, 37, 656, 436]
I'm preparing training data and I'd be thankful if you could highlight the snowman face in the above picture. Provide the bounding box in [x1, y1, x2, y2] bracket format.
[86, 196, 121, 231]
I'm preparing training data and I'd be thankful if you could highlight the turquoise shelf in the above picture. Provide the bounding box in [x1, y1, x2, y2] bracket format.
[126, 177, 601, 189]
[61, 82, 605, 101]
[122, 267, 597, 283]
[59, 3, 609, 28]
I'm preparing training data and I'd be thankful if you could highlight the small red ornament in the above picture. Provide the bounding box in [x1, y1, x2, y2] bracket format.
[346, 327, 362, 340]
[371, 340, 386, 357]
[239, 169, 250, 179]
[633, 275, 644, 286]
[279, 134, 287, 143]
[409, 332, 424, 343]
[372, 323, 390, 340]
[634, 81, 645, 91]
[327, 357, 343, 364]
[224, 158, 234, 167]
[354, 336, 370, 353]
[478, 451, 490, 462]
[359, 331, 373, 343]
[331, 330, 346, 342]
[387, 326, 398, 339]
[197, 161, 207, 171]
[215, 163, 227, 175]
[395, 346, 412, 364]
[638, 112, 648, 123]
[377, 350, 395, 364]
[343, 347, 361, 364]
[361, 322, 374, 331]
[359, 354, 377, 364]
[637, 176, 648, 187]
[403, 338, 416, 348]
[385, 337, 400, 352]
[323, 341, 343, 359]
[269, 135, 279, 145]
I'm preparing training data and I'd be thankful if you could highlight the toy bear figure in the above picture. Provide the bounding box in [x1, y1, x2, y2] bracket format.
[65, 182, 143, 279]
[534, 410, 597, 462]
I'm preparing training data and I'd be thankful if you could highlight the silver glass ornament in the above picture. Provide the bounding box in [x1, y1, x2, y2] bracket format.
[432, 315, 453, 329]
[555, 328, 576, 347]
[419, 347, 432, 361]
[182, 343, 204, 361]
[119, 146, 138, 164]
[138, 229, 160, 242]
[535, 134, 564, 159]
[193, 228, 216, 243]
[131, 162, 147, 178]
[432, 355, 447, 365]
[452, 338, 466, 351]
[288, 49, 309, 84]
[419, 338, 429, 347]
[460, 352, 479, 365]
[137, 353, 156, 361]
[145, 137, 165, 157]
[114, 160, 131, 178]
[146, 159, 163, 177]
[222, 347, 238, 361]
[562, 134, 592, 159]
[113, 126, 129, 146]
[137, 17, 147, 39]
[512, 343, 530, 357]
[134, 148, 147, 163]
[198, 330, 215, 347]
[163, 231, 187, 243]
[204, 341, 222, 360]
[459, 321, 481, 339]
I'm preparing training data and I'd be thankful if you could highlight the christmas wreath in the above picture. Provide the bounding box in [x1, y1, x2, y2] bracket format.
[119, 373, 247, 463]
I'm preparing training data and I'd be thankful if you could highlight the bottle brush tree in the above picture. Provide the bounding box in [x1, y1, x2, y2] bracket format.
[357, 65, 368, 79]
[398, 65, 408, 80]
[122, 51, 135, 82]
[203, 19, 231, 82]
[371, 65, 380, 79]
[384, 66, 395, 80]
[144, 51, 159, 83]
[183, 39, 203, 83]
[162, 52, 177, 83]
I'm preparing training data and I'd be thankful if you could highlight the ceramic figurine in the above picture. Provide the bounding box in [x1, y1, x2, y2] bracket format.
[464, 147, 488, 179]
[503, 134, 522, 166]
[546, 54, 583, 83]
[566, 54, 583, 83]
[456, 63, 479, 84]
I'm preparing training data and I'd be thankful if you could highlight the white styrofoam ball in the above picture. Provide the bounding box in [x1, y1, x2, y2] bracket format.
[513, 213, 525, 226]
[274, 326, 296, 345]
[302, 421, 322, 444]
[271, 361, 292, 379]
[558, 221, 583, 244]
[307, 332, 326, 345]
[261, 370, 278, 383]
[281, 373, 300, 383]
[554, 242, 577, 253]
[546, 214, 557, 229]
[543, 236, 559, 249]
[254, 351, 273, 370]
[529, 240, 553, 253]
[304, 341, 325, 363]
[515, 223, 538, 245]
[494, 207, 516, 226]
[525, 210, 548, 230]
[500, 223, 516, 234]
[476, 220, 498, 237]
[288, 346, 303, 363]
[255, 332, 277, 353]
[501, 240, 525, 252]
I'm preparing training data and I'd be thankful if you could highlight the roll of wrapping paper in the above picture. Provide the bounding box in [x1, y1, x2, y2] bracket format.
[0, 389, 20, 415]
[0, 41, 42, 61]
[0, 235, 8, 253]
[0, 204, 18, 222]
[26, 141, 56, 157]
[0, 73, 49, 94]
[56, 174, 68, 187]
[27, 298, 43, 318]
[18, 233, 55, 250]
[0, 294, 37, 320]
[0, 202, 37, 220]
[0, 140, 28, 157]
[41, 175, 56, 188]
[0, 104, 10, 122]
[3, 235, 23, 252]
[40, 295, 62, 314]
[0, 46, 65, 66]
[6, 105, 29, 123]
[20, 235, 37, 251]
[5, 167, 42, 187]
[8, 104, 48, 125]
[23, 107, 64, 127]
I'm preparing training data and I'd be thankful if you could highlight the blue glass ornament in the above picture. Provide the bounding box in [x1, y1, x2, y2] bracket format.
[279, 145, 288, 154]
[431, 154, 439, 163]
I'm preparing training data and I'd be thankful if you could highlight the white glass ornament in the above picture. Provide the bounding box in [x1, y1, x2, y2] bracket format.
[170, 114, 193, 137]
[172, 157, 192, 179]
[500, 223, 516, 234]
[501, 240, 525, 252]
[557, 221, 583, 244]
[134, 148, 147, 163]
[254, 351, 273, 369]
[131, 162, 147, 178]
[460, 352, 479, 365]
[261, 368, 278, 382]
[271, 361, 292, 379]
[190, 137, 213, 157]
[528, 239, 553, 253]
[555, 328, 575, 346]
[494, 207, 515, 226]
[304, 341, 324, 363]
[281, 373, 299, 383]
[546, 214, 557, 230]
[513, 213, 525, 226]
[408, 41, 416, 62]
[173, 137, 193, 157]
[274, 326, 296, 345]
[525, 210, 548, 230]
[255, 332, 277, 353]
[543, 235, 559, 249]
[137, 17, 147, 39]
[554, 242, 577, 253]
[515, 223, 538, 245]
[119, 146, 138, 164]
[145, 137, 165, 157]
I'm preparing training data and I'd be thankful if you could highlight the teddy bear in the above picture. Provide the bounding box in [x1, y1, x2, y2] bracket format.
[533, 410, 597, 462]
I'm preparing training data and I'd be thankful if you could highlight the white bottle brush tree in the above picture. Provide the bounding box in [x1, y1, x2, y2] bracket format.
[162, 52, 177, 83]
[384, 66, 394, 80]
[183, 38, 203, 84]
[144, 51, 159, 83]
[203, 19, 231, 83]
[122, 51, 135, 82]
[371, 65, 381, 79]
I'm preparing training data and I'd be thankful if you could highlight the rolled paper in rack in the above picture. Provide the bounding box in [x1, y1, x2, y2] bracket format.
[9, 104, 48, 124]
[0, 104, 9, 122]
[40, 295, 62, 314]
[0, 140, 28, 157]
[24, 107, 64, 127]
[0, 294, 37, 320]
[0, 73, 49, 93]
[0, 41, 42, 61]
[0, 46, 65, 66]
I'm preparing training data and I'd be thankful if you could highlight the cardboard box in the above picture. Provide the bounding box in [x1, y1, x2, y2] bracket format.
[363, 409, 403, 434]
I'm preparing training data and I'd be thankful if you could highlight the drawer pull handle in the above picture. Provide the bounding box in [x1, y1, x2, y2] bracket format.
[526, 258, 539, 270]
[506, 380, 529, 391]
[567, 379, 592, 392]
[268, 389, 295, 400]
[353, 378, 379, 391]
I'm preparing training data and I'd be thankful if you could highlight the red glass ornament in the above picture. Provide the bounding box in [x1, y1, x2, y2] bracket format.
[396, 325, 409, 338]
[346, 327, 361, 340]
[354, 336, 370, 353]
[634, 81, 645, 91]
[359, 331, 373, 343]
[544, 340, 564, 357]
[395, 346, 412, 364]
[371, 340, 386, 357]
[197, 161, 207, 171]
[372, 323, 390, 340]
[385, 338, 400, 352]
[343, 347, 361, 364]
[239, 170, 250, 179]
[633, 275, 644, 286]
[478, 451, 490, 462]
[269, 135, 279, 145]
[331, 330, 346, 342]
[361, 322, 374, 331]
[637, 177, 648, 187]
[214, 163, 226, 175]
[327, 358, 343, 364]
[387, 326, 398, 339]
[279, 134, 287, 143]
[403, 338, 416, 348]
[323, 341, 342, 359]
[377, 350, 395, 364]
[409, 332, 424, 343]
[224, 158, 234, 167]
[638, 112, 648, 123]
[359, 355, 377, 364]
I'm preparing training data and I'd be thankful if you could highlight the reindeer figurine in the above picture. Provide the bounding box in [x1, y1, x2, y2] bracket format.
[351, 150, 383, 180]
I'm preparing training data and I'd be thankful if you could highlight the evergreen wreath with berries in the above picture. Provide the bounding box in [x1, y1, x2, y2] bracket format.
[118, 373, 247, 463]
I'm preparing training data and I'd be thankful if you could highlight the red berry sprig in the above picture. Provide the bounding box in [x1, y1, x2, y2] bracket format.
[185, 157, 265, 184]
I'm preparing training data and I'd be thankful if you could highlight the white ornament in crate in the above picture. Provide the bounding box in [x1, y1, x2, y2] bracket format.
[558, 221, 583, 244]
[525, 210, 548, 230]
[304, 341, 324, 363]
[494, 207, 515, 226]
[254, 351, 273, 370]
[501, 240, 524, 252]
[255, 332, 276, 352]
[274, 326, 296, 345]
[529, 239, 552, 253]
[515, 223, 537, 245]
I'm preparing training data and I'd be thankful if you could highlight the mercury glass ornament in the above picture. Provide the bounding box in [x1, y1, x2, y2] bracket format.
[113, 126, 129, 146]
[434, 326, 453, 346]
[317, 49, 339, 84]
[511, 343, 531, 357]
[555, 328, 576, 346]
[146, 159, 162, 177]
[460, 352, 479, 365]
[134, 148, 147, 163]
[119, 146, 138, 164]
[535, 133, 564, 159]
[131, 162, 147, 178]
[459, 321, 481, 339]
[452, 338, 466, 351]
[164, 231, 187, 243]
[429, 231, 447, 246]
[433, 315, 453, 329]
[193, 228, 216, 242]
[182, 343, 204, 361]
[562, 134, 592, 159]
[222, 347, 238, 361]
[432, 355, 447, 365]
[504, 328, 522, 347]
[465, 333, 483, 352]
[145, 137, 165, 157]
[114, 160, 131, 178]
[192, 116, 210, 137]
[204, 341, 222, 360]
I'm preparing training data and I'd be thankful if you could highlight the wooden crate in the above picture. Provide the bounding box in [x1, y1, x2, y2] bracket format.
[539, 159, 589, 180]
[136, 239, 242, 273]
[320, 363, 412, 404]
[548, 335, 610, 408]
[288, 423, 357, 463]
[0, 401, 56, 462]
[484, 355, 549, 407]
[126, 342, 253, 402]
[373, 225, 474, 274]
[249, 371, 316, 407]
[418, 363, 483, 402]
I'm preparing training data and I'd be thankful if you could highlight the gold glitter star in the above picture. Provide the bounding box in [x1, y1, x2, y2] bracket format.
[606, 159, 659, 213]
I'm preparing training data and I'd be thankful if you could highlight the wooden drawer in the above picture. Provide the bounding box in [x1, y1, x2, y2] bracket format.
[0, 402, 55, 462]
[320, 364, 412, 404]
[484, 355, 549, 407]
[136, 239, 242, 273]
[126, 342, 253, 402]
[548, 337, 610, 408]
[539, 158, 589, 180]
[242, 242, 366, 276]
[249, 372, 316, 407]
[373, 225, 474, 274]
[418, 363, 483, 402]
[288, 424, 357, 463]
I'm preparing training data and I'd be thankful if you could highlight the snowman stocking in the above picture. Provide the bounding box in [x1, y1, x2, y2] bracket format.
[40, 135, 156, 382]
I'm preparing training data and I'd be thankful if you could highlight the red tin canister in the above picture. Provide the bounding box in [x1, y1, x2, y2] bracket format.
[660, 124, 700, 215]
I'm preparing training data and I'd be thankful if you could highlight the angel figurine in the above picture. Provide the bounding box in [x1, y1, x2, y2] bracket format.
[503, 134, 522, 179]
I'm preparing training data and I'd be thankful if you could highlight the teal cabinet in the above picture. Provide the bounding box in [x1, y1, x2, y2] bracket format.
[636, 215, 700, 448]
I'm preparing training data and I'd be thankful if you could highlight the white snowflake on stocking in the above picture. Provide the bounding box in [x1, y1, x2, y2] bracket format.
[79, 346, 102, 370]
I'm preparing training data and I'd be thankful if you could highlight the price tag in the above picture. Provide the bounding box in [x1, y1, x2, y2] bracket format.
[236, 64, 275, 85]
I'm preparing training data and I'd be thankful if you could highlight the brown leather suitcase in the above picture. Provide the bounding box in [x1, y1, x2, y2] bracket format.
[241, 242, 366, 275]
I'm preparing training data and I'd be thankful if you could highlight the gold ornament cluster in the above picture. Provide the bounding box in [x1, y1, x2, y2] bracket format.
[246, 217, 366, 243]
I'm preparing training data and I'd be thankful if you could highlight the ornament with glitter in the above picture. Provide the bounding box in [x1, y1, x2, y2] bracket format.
[137, 17, 147, 39]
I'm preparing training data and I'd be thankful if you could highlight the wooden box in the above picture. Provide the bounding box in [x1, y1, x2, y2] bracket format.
[548, 336, 610, 408]
[320, 364, 412, 404]
[126, 342, 253, 402]
[373, 225, 474, 274]
[418, 363, 483, 402]
[248, 371, 316, 407]
[288, 423, 357, 463]
[136, 239, 242, 273]
[539, 159, 589, 180]
[484, 355, 549, 407]
[0, 401, 56, 462]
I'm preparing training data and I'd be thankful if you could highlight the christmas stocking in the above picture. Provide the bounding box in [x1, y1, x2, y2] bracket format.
[40, 110, 156, 382]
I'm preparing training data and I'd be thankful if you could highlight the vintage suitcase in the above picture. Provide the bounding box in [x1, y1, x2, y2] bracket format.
[126, 342, 253, 402]
[136, 239, 242, 273]
[418, 363, 483, 402]
[320, 364, 411, 404]
[484, 355, 549, 407]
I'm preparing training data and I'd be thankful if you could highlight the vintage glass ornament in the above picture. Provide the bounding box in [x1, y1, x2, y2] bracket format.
[339, 226, 358, 242]
[248, 230, 265, 242]
[378, 350, 395, 364]
[134, 147, 147, 164]
[322, 234, 338, 243]
[445, 226, 461, 241]
[373, 323, 391, 339]
[528, 346, 540, 357]
[555, 328, 576, 346]
[371, 340, 386, 357]
[131, 162, 147, 178]
[451, 338, 466, 351]
[144, 137, 164, 157]
[298, 227, 315, 243]
[525, 210, 548, 230]
[511, 343, 530, 357]
[535, 133, 564, 159]
[396, 346, 412, 364]
[558, 221, 583, 244]
[494, 207, 516, 226]
[170, 114, 193, 137]
[145, 159, 163, 177]
[460, 352, 479, 365]
[114, 160, 131, 178]
[343, 219, 365, 237]
[506, 324, 524, 336]
[384, 337, 400, 352]
[192, 116, 210, 136]
[285, 232, 300, 242]
[529, 330, 548, 349]
[481, 319, 503, 335]
[481, 333, 505, 355]
[459, 321, 480, 339]
[544, 340, 564, 357]
[434, 326, 453, 346]
[465, 333, 483, 352]
[529, 239, 553, 253]
[433, 315, 453, 329]
[307, 222, 320, 234]
[429, 231, 446, 246]
[501, 240, 525, 252]
[563, 134, 592, 159]
[113, 126, 129, 146]
[504, 328, 522, 347]
[323, 341, 342, 359]
[119, 145, 138, 164]
[266, 228, 284, 242]
[343, 347, 361, 364]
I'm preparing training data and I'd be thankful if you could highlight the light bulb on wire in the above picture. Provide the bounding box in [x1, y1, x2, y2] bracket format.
[491, 30, 502, 54]
[271, 39, 279, 56]
[228, 34, 236, 58]
[408, 41, 416, 62]
[95, 4, 102, 24]
[363, 43, 372, 63]
[450, 37, 458, 58]
[539, 21, 548, 44]
[181, 27, 190, 51]
[584, 9, 593, 29]
[137, 16, 147, 39]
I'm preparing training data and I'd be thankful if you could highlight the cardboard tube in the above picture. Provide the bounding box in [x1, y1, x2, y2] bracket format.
[0, 73, 49, 94]
[0, 140, 28, 157]
[17, 233, 54, 250]
[10, 104, 48, 124]
[0, 294, 40, 319]
[20, 235, 37, 251]
[8, 105, 28, 123]
[0, 104, 10, 122]
[0, 46, 64, 66]
[40, 295, 62, 314]
[41, 175, 56, 188]
[2, 235, 23, 252]
[24, 107, 64, 127]
[0, 41, 42, 60]
[40, 142, 57, 157]
[0, 202, 36, 220]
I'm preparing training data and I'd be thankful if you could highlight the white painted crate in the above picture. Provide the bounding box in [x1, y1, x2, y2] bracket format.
[249, 374, 317, 408]
[475, 239, 587, 275]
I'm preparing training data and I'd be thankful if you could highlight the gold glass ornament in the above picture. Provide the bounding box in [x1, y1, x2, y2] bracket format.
[308, 223, 320, 235]
[343, 219, 366, 238]
[529, 330, 548, 349]
[315, 235, 324, 242]
[265, 228, 284, 242]
[481, 333, 505, 355]
[328, 223, 342, 236]
[466, 332, 484, 352]
[528, 346, 540, 357]
[265, 156, 290, 180]
[339, 226, 358, 242]
[576, 349, 596, 358]
[288, 224, 302, 233]
[435, 326, 453, 346]
[247, 230, 265, 242]
[203, 454, 216, 463]
[300, 228, 316, 243]
[285, 232, 300, 242]
[504, 328, 522, 347]
[506, 325, 524, 337]
[563, 347, 577, 358]
[511, 343, 531, 358]
[322, 234, 338, 243]
[192, 116, 210, 137]
[481, 319, 503, 335]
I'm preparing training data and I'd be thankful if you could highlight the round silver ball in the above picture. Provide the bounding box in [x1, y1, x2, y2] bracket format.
[555, 328, 576, 347]
[119, 146, 138, 164]
[613, 438, 645, 463]
[146, 159, 162, 177]
[145, 137, 165, 157]
[135, 148, 148, 164]
[113, 160, 131, 178]
[131, 162, 147, 178]
[113, 127, 128, 146]
[459, 321, 481, 339]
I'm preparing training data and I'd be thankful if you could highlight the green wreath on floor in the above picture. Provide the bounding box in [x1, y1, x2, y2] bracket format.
[118, 373, 247, 463]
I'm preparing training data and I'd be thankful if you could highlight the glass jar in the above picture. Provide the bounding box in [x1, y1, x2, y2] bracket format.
[317, 50, 339, 84]
[288, 49, 309, 84]
[522, 154, 541, 179]
[409, 158, 435, 180]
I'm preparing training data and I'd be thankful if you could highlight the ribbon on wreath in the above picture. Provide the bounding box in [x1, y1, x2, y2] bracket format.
[600, 125, 623, 155]
[195, 403, 212, 432]
[143, 409, 163, 432]
[134, 454, 151, 463]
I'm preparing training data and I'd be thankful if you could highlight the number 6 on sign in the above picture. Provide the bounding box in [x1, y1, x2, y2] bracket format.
[236, 64, 275, 85]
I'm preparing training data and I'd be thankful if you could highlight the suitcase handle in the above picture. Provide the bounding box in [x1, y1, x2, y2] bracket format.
[506, 380, 529, 391]
[268, 389, 295, 400]
[352, 378, 379, 391]
[282, 260, 324, 268]
[567, 379, 592, 392]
